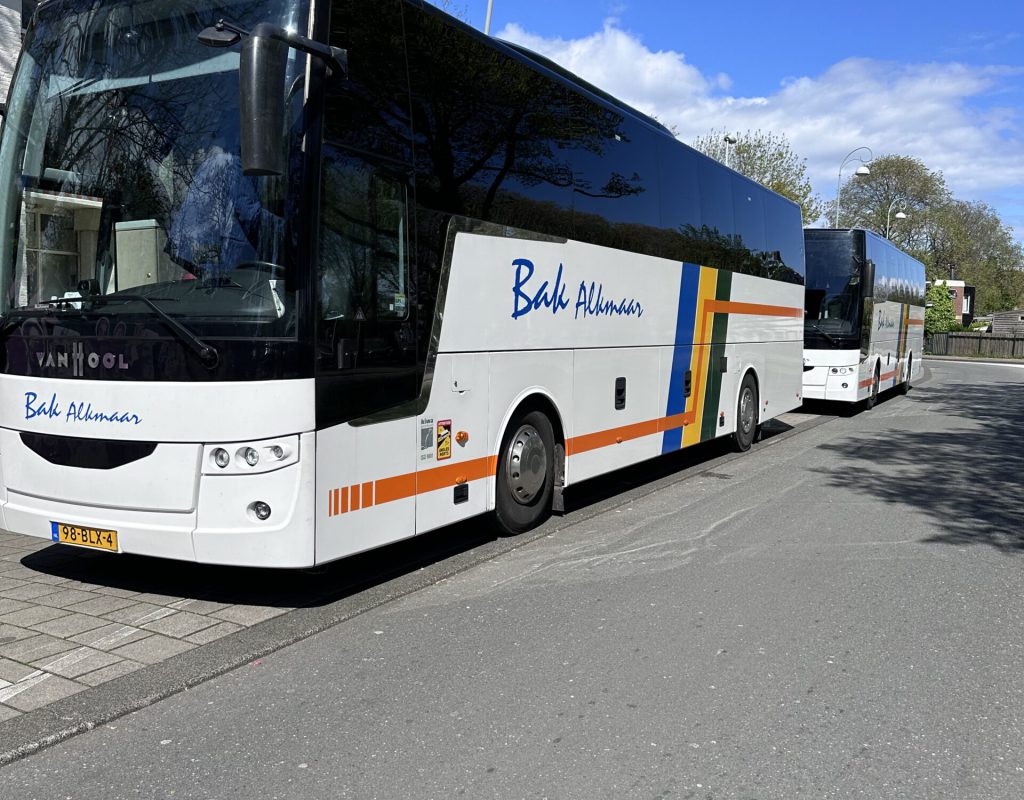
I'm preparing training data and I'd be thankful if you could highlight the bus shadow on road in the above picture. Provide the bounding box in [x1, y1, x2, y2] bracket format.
[815, 381, 1024, 552]
[18, 422, 803, 609]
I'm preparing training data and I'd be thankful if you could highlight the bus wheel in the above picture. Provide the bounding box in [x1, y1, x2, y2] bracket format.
[495, 410, 555, 535]
[898, 355, 912, 395]
[865, 366, 880, 410]
[731, 372, 758, 453]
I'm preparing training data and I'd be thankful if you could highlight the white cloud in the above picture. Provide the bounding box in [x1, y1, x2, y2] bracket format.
[496, 20, 1024, 238]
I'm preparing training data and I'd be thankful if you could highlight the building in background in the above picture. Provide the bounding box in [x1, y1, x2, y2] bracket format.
[932, 279, 976, 327]
[0, 0, 32, 113]
[991, 309, 1024, 336]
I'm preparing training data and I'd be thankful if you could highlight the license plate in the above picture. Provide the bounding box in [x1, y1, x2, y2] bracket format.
[50, 522, 119, 552]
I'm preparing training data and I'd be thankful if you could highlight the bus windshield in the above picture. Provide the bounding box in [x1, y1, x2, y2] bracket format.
[0, 0, 309, 339]
[803, 231, 861, 345]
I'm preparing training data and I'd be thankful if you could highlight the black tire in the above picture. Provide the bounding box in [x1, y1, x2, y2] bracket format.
[898, 354, 912, 395]
[731, 372, 758, 453]
[494, 409, 555, 535]
[864, 366, 880, 410]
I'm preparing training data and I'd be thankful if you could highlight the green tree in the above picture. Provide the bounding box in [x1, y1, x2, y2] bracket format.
[926, 200, 1024, 315]
[830, 154, 948, 250]
[691, 129, 824, 225]
[925, 282, 956, 335]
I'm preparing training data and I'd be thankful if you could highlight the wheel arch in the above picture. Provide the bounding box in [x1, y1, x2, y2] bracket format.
[490, 390, 567, 509]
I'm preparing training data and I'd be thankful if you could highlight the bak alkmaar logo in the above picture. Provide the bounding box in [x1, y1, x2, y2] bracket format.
[35, 342, 130, 377]
[511, 258, 644, 321]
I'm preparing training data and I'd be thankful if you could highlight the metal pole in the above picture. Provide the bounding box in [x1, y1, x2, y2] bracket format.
[485, 0, 493, 35]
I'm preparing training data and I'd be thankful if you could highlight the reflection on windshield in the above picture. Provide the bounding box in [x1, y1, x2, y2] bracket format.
[804, 235, 860, 338]
[0, 0, 307, 338]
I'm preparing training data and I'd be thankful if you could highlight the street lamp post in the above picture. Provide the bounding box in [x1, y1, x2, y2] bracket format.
[834, 146, 873, 227]
[724, 134, 737, 169]
[485, 0, 494, 35]
[885, 197, 907, 239]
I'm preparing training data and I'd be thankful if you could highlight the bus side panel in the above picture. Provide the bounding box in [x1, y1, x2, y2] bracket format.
[568, 347, 661, 484]
[414, 352, 495, 535]
[314, 417, 417, 564]
[726, 273, 805, 418]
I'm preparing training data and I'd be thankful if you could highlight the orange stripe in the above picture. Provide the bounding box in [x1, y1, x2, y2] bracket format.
[375, 473, 417, 505]
[880, 370, 897, 382]
[341, 486, 349, 514]
[704, 300, 804, 319]
[415, 456, 497, 494]
[350, 484, 361, 511]
[332, 489, 340, 517]
[566, 418, 660, 456]
[362, 482, 374, 508]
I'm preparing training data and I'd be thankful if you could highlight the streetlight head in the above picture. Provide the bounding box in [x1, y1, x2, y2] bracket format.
[855, 165, 871, 176]
[724, 135, 738, 144]
[895, 211, 907, 220]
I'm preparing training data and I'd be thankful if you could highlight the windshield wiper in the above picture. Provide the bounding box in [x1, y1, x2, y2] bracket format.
[87, 294, 219, 368]
[806, 322, 839, 347]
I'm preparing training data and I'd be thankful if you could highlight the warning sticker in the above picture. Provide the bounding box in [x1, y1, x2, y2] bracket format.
[436, 419, 452, 461]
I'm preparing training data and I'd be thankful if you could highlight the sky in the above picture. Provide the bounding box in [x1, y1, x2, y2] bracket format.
[433, 0, 1024, 244]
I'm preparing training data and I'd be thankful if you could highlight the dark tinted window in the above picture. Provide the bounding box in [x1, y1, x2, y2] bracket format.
[764, 197, 804, 281]
[404, 10, 573, 237]
[569, 105, 661, 254]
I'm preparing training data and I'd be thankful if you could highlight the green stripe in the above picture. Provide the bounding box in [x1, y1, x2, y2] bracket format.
[701, 270, 732, 440]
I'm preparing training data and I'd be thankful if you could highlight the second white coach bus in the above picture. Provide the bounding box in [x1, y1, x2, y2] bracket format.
[0, 0, 805, 566]
[802, 229, 925, 408]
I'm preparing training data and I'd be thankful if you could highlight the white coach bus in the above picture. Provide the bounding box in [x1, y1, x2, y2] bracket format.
[803, 228, 925, 408]
[0, 0, 805, 567]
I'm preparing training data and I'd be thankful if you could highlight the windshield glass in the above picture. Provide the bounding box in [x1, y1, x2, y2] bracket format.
[804, 232, 862, 343]
[0, 0, 309, 340]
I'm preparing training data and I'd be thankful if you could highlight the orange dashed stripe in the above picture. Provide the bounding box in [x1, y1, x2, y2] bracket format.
[327, 298, 802, 515]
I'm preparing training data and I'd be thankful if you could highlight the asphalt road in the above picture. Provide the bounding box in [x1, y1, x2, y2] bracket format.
[2, 359, 1023, 799]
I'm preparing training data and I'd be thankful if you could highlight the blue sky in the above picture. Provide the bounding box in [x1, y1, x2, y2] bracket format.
[433, 1, 1024, 243]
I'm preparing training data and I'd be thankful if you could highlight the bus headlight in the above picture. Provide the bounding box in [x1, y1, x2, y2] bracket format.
[202, 436, 299, 475]
[252, 501, 272, 521]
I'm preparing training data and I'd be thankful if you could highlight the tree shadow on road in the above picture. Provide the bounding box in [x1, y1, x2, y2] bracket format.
[816, 380, 1024, 553]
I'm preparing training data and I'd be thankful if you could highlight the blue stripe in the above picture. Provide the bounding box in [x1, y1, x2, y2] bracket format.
[662, 263, 701, 453]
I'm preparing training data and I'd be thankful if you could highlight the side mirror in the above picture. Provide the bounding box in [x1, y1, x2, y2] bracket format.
[240, 29, 289, 177]
[198, 20, 348, 177]
[861, 259, 875, 299]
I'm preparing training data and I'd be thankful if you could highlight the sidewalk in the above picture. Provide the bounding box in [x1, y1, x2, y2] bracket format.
[0, 532, 308, 720]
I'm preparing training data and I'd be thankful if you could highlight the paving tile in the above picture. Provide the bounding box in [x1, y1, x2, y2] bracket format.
[0, 577, 30, 592]
[111, 634, 195, 664]
[35, 588, 104, 609]
[72, 595, 140, 617]
[0, 672, 85, 712]
[0, 582, 59, 601]
[173, 599, 231, 616]
[89, 586, 142, 599]
[103, 602, 176, 626]
[0, 605, 69, 628]
[0, 703, 22, 722]
[212, 605, 289, 627]
[0, 656, 38, 683]
[34, 646, 123, 679]
[132, 592, 192, 606]
[69, 623, 151, 652]
[0, 634, 79, 664]
[184, 621, 243, 645]
[32, 613, 109, 638]
[77, 659, 145, 687]
[141, 611, 220, 639]
[0, 623, 37, 645]
[0, 568, 70, 586]
[0, 598, 31, 616]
